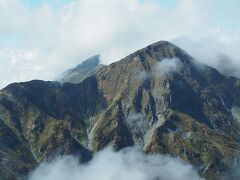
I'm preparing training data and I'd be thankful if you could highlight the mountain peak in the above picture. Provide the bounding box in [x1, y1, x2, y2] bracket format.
[121, 40, 191, 66]
[68, 54, 100, 73]
[147, 40, 177, 48]
[141, 40, 183, 53]
[60, 54, 105, 84]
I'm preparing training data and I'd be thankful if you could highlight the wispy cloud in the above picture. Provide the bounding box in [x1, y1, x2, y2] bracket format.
[157, 58, 182, 76]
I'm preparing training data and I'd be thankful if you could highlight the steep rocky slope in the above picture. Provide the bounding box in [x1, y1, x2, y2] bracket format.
[0, 41, 240, 180]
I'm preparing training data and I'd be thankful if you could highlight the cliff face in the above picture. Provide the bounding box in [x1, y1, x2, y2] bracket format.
[0, 41, 240, 180]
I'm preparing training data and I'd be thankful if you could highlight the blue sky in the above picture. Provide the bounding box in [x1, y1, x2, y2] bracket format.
[141, 0, 177, 9]
[24, 0, 74, 9]
[25, 0, 178, 9]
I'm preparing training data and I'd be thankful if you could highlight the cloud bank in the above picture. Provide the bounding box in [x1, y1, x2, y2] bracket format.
[28, 147, 203, 180]
[0, 0, 240, 88]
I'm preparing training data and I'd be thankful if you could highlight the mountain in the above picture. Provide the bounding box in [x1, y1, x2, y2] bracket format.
[60, 55, 105, 84]
[0, 41, 240, 180]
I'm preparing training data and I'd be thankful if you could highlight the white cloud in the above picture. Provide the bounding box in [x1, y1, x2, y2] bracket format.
[157, 58, 182, 75]
[0, 48, 46, 88]
[0, 0, 239, 88]
[28, 147, 203, 180]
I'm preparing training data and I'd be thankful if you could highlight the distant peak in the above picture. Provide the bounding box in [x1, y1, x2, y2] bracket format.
[60, 54, 104, 84]
[77, 54, 100, 69]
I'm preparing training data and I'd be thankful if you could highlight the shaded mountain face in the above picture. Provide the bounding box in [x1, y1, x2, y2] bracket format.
[60, 55, 106, 84]
[0, 41, 240, 179]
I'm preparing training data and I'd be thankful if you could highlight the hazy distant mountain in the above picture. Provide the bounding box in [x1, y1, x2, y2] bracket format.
[60, 55, 105, 84]
[1, 41, 240, 179]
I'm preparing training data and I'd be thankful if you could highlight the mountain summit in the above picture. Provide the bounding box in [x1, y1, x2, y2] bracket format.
[0, 41, 240, 179]
[60, 54, 105, 84]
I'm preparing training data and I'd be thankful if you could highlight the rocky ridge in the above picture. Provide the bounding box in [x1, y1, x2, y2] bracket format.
[0, 41, 240, 179]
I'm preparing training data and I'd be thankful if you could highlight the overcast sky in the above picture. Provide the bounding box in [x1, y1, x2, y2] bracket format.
[0, 0, 239, 88]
